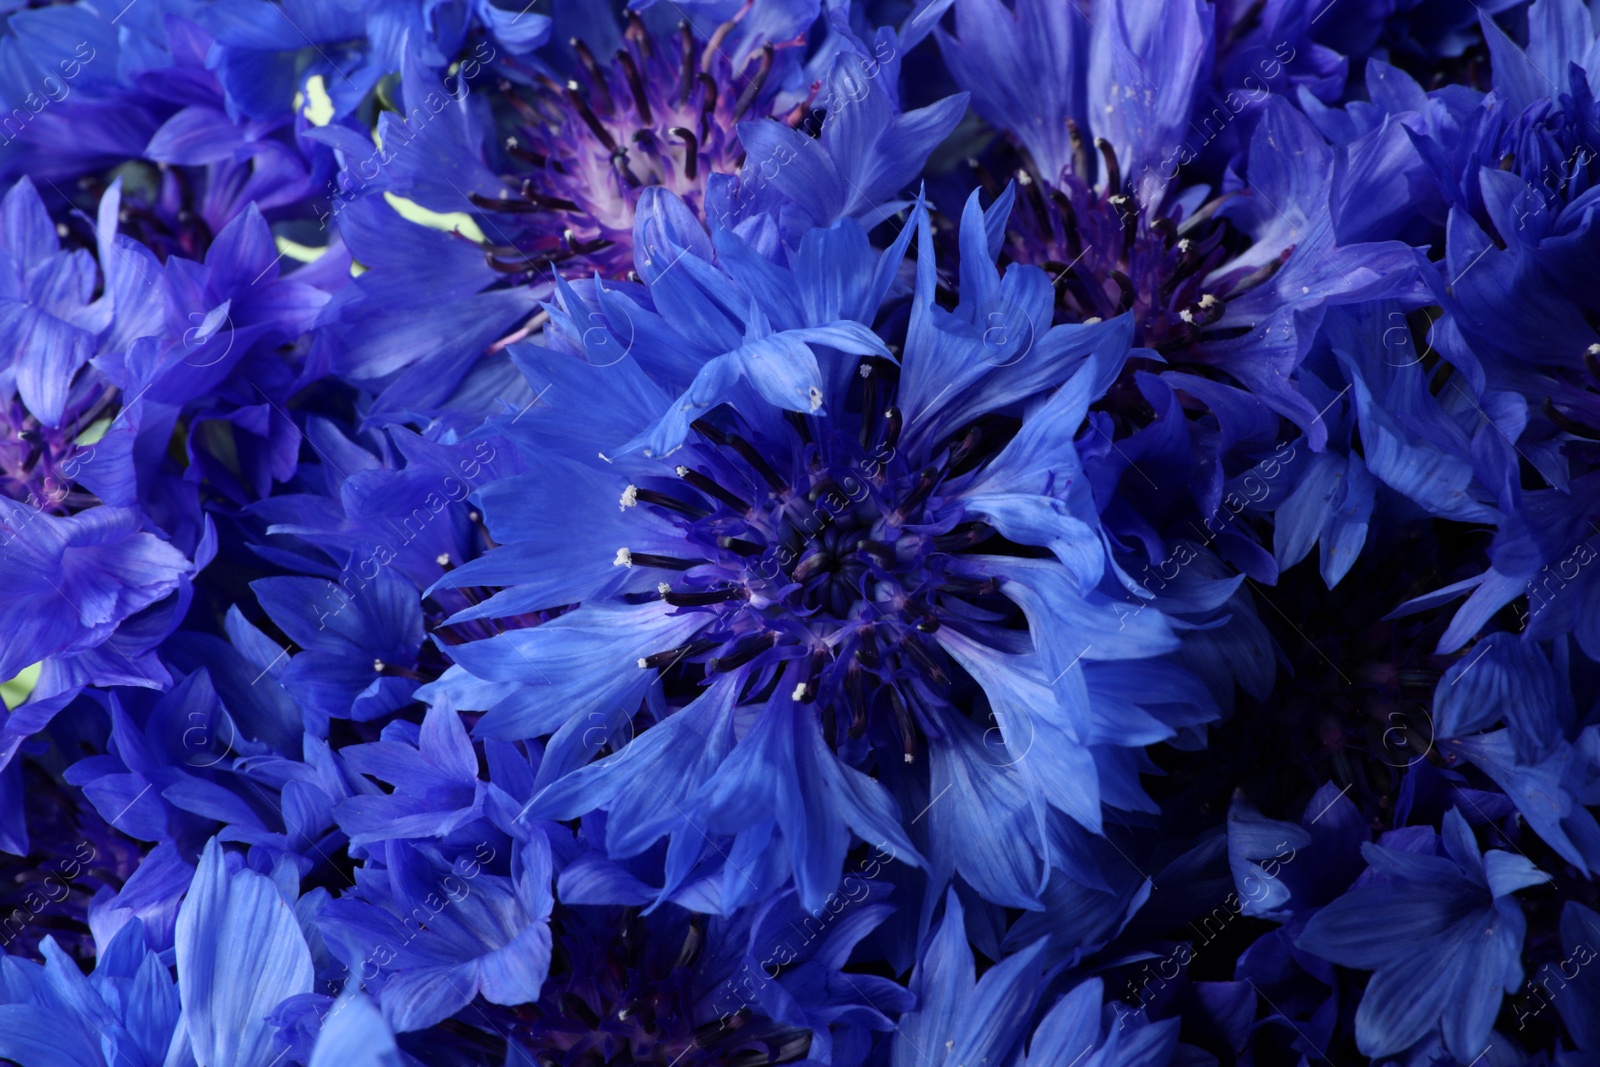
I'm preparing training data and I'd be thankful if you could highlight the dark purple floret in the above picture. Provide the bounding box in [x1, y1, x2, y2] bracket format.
[0, 390, 111, 513]
[0, 759, 142, 964]
[993, 137, 1288, 354]
[495, 909, 812, 1066]
[616, 385, 1016, 763]
[472, 13, 809, 282]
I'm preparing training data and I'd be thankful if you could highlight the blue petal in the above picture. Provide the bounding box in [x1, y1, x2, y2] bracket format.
[174, 839, 313, 1067]
[307, 992, 401, 1067]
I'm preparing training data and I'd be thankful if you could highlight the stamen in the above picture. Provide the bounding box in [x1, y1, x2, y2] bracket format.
[791, 550, 832, 583]
[716, 535, 765, 557]
[631, 487, 709, 518]
[1066, 118, 1090, 180]
[732, 44, 774, 121]
[663, 586, 749, 607]
[800, 647, 827, 703]
[571, 40, 613, 113]
[619, 485, 639, 509]
[1228, 246, 1293, 297]
[484, 251, 546, 275]
[1543, 398, 1600, 440]
[675, 914, 705, 967]
[893, 466, 941, 521]
[854, 627, 879, 668]
[610, 146, 641, 188]
[470, 189, 581, 213]
[678, 22, 696, 104]
[504, 136, 547, 168]
[624, 12, 652, 58]
[1110, 269, 1137, 315]
[882, 406, 903, 451]
[894, 627, 948, 686]
[709, 631, 777, 672]
[1049, 189, 1081, 259]
[669, 127, 700, 181]
[846, 665, 869, 736]
[1109, 193, 1137, 255]
[1095, 137, 1122, 195]
[676, 465, 751, 512]
[782, 80, 822, 127]
[945, 426, 983, 471]
[859, 361, 880, 448]
[696, 73, 719, 141]
[1177, 193, 1235, 236]
[888, 688, 917, 762]
[613, 547, 633, 568]
[639, 638, 719, 669]
[617, 50, 652, 124]
[931, 521, 993, 552]
[626, 553, 702, 570]
[566, 80, 618, 151]
[702, 17, 739, 73]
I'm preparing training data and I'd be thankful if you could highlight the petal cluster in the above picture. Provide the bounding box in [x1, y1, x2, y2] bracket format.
[0, 1, 1597, 1065]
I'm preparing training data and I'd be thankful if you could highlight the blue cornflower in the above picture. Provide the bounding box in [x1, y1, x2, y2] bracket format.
[1017, 977, 1182, 1067]
[887, 887, 1185, 1066]
[1400, 0, 1600, 408]
[318, 832, 552, 1032]
[462, 877, 910, 1065]
[57, 656, 379, 920]
[1297, 807, 1550, 1061]
[0, 919, 183, 1067]
[889, 889, 1049, 1067]
[0, 837, 315, 1067]
[0, 167, 330, 726]
[236, 420, 519, 728]
[918, 0, 1427, 449]
[418, 185, 1224, 912]
[1227, 782, 1366, 923]
[318, 3, 965, 422]
[254, 571, 430, 728]
[0, 0, 349, 262]
[1418, 631, 1600, 877]
[333, 698, 486, 847]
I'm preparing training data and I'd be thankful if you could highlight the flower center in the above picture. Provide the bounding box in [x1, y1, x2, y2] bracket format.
[0, 393, 111, 513]
[502, 911, 813, 1065]
[472, 13, 809, 283]
[620, 365, 1019, 760]
[1000, 133, 1287, 351]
